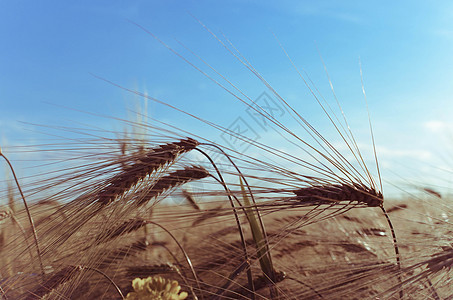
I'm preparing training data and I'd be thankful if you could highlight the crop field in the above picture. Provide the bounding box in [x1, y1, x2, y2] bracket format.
[1, 3, 452, 299]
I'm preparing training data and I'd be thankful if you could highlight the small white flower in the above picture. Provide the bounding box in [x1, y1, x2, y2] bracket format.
[126, 276, 188, 300]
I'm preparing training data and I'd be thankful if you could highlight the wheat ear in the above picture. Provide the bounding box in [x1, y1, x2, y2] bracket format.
[135, 165, 209, 207]
[98, 137, 199, 206]
[293, 183, 383, 207]
[36, 139, 200, 258]
[294, 182, 403, 298]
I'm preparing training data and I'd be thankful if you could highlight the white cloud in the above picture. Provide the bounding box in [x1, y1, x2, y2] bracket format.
[376, 146, 432, 161]
[433, 29, 453, 39]
[259, 1, 363, 24]
[423, 120, 451, 133]
[293, 4, 362, 23]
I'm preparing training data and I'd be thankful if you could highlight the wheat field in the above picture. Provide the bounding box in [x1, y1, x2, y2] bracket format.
[1, 14, 452, 300]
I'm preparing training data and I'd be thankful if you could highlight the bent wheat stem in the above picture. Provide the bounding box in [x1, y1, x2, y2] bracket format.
[80, 265, 125, 299]
[146, 221, 201, 300]
[381, 205, 403, 299]
[201, 143, 272, 272]
[0, 147, 44, 277]
[194, 147, 255, 298]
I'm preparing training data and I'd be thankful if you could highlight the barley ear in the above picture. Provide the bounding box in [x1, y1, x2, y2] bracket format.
[135, 166, 209, 207]
[98, 138, 199, 206]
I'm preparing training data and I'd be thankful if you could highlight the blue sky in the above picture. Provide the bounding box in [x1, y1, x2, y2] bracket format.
[1, 1, 453, 197]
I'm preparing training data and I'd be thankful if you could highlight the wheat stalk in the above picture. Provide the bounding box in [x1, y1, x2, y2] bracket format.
[0, 146, 44, 277]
